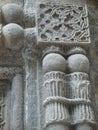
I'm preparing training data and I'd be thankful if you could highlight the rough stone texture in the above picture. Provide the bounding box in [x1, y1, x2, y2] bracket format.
[0, 0, 97, 130]
[0, 0, 24, 7]
[88, 3, 98, 129]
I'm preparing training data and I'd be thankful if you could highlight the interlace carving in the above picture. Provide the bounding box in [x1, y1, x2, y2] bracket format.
[37, 3, 90, 43]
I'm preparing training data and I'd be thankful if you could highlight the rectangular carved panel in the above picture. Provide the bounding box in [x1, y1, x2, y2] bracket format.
[37, 3, 90, 45]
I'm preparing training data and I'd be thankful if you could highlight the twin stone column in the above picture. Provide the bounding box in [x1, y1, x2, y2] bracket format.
[42, 47, 96, 130]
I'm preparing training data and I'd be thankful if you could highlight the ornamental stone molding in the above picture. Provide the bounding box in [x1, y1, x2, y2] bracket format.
[0, 0, 98, 130]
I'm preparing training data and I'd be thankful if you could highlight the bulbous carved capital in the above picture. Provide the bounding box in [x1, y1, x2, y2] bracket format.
[42, 53, 66, 73]
[2, 23, 24, 50]
[67, 54, 89, 74]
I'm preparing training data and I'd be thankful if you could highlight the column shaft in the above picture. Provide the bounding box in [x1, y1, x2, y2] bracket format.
[11, 74, 24, 130]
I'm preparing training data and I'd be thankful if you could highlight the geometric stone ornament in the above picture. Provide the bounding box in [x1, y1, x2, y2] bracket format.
[37, 2, 90, 44]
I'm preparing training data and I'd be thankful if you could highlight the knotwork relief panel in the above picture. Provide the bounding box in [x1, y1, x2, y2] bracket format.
[37, 3, 90, 44]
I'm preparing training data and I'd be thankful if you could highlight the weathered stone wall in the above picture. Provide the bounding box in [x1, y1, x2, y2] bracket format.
[88, 3, 98, 128]
[0, 0, 98, 130]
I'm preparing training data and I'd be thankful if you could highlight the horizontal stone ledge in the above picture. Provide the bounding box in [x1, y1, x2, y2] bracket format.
[43, 96, 91, 106]
[72, 119, 96, 126]
[37, 41, 91, 47]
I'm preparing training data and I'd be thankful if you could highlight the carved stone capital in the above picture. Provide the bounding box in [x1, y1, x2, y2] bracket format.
[0, 67, 22, 80]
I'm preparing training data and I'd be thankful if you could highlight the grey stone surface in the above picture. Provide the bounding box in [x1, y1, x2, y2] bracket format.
[0, 0, 97, 130]
[2, 4, 24, 25]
